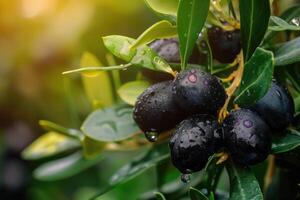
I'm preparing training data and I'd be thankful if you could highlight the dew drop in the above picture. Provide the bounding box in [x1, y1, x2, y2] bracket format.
[246, 90, 251, 97]
[181, 173, 191, 183]
[275, 89, 282, 99]
[291, 17, 300, 26]
[145, 131, 158, 142]
[203, 79, 209, 85]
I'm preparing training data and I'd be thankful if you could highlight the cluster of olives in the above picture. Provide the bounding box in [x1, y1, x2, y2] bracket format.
[133, 27, 294, 181]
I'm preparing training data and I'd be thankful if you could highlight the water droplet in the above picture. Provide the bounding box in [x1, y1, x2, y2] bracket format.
[181, 173, 191, 183]
[291, 17, 300, 26]
[246, 90, 251, 97]
[203, 79, 209, 85]
[145, 131, 158, 142]
[227, 33, 233, 40]
[275, 89, 282, 99]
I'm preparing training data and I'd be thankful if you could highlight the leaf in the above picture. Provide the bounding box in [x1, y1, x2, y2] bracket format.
[202, 155, 224, 194]
[34, 152, 104, 181]
[234, 48, 274, 106]
[272, 129, 300, 154]
[226, 161, 263, 200]
[39, 120, 83, 140]
[131, 20, 177, 49]
[21, 132, 80, 160]
[82, 136, 106, 159]
[268, 16, 300, 31]
[91, 144, 170, 199]
[274, 37, 300, 66]
[239, 0, 270, 60]
[144, 0, 178, 23]
[103, 35, 174, 75]
[189, 187, 209, 200]
[81, 104, 140, 142]
[154, 192, 167, 200]
[264, 5, 300, 42]
[177, 0, 210, 68]
[80, 52, 114, 109]
[117, 81, 150, 106]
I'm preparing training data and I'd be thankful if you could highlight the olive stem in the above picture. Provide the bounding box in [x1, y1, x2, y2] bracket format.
[210, 0, 240, 30]
[62, 63, 133, 75]
[216, 151, 229, 164]
[264, 155, 276, 191]
[218, 51, 244, 122]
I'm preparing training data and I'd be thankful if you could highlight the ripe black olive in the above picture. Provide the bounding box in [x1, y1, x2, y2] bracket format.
[172, 68, 227, 116]
[133, 81, 185, 136]
[249, 81, 294, 132]
[169, 115, 219, 173]
[223, 109, 272, 166]
[207, 26, 241, 63]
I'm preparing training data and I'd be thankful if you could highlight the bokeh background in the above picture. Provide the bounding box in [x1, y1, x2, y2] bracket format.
[0, 0, 159, 199]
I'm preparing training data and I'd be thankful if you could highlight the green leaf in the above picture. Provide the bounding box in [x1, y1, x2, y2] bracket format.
[226, 161, 263, 200]
[81, 104, 140, 142]
[39, 120, 83, 140]
[34, 152, 104, 181]
[154, 192, 167, 200]
[239, 0, 270, 60]
[103, 35, 174, 75]
[272, 129, 300, 154]
[234, 48, 274, 106]
[189, 187, 209, 200]
[202, 155, 224, 194]
[274, 37, 300, 66]
[177, 0, 210, 69]
[295, 96, 300, 113]
[264, 5, 300, 42]
[131, 20, 177, 49]
[117, 81, 150, 106]
[91, 144, 170, 199]
[82, 136, 106, 159]
[21, 132, 80, 160]
[144, 0, 178, 23]
[80, 52, 115, 109]
[268, 16, 300, 31]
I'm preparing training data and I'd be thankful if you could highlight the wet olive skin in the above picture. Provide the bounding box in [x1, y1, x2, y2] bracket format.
[142, 38, 206, 83]
[149, 38, 203, 64]
[169, 115, 219, 173]
[172, 68, 227, 116]
[207, 26, 241, 63]
[223, 109, 272, 166]
[133, 81, 185, 133]
[249, 81, 295, 132]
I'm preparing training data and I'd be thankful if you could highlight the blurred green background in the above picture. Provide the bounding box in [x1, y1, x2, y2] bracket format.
[0, 0, 159, 199]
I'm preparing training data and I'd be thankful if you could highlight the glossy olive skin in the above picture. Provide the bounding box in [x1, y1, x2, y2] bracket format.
[249, 81, 295, 132]
[223, 109, 272, 166]
[207, 26, 241, 63]
[169, 115, 219, 173]
[149, 38, 203, 64]
[172, 68, 227, 116]
[133, 81, 185, 133]
[142, 38, 206, 83]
